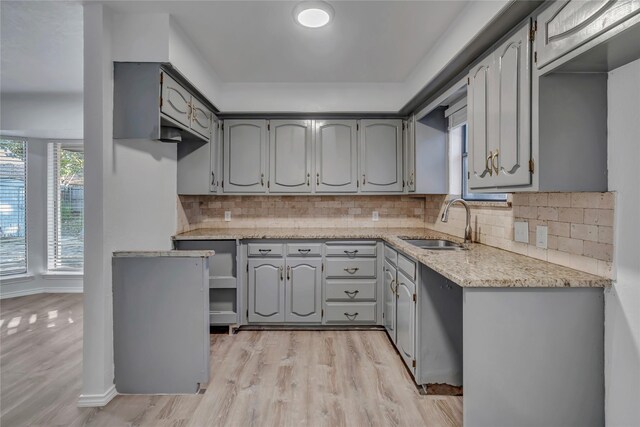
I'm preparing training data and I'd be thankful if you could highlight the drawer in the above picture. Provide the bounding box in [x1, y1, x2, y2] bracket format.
[324, 302, 376, 324]
[325, 242, 377, 257]
[286, 243, 322, 257]
[325, 279, 376, 302]
[247, 243, 284, 257]
[384, 245, 398, 265]
[397, 253, 416, 281]
[325, 258, 376, 279]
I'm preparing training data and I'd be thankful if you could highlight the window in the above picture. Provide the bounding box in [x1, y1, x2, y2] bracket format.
[0, 139, 27, 276]
[47, 142, 84, 271]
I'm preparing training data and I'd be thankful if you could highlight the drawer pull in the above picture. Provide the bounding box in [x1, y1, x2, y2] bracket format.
[344, 267, 359, 274]
[343, 249, 359, 256]
[344, 290, 359, 298]
[297, 249, 311, 254]
[344, 312, 359, 320]
[258, 249, 272, 255]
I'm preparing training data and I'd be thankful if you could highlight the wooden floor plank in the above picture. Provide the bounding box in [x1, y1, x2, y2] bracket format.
[1, 294, 462, 427]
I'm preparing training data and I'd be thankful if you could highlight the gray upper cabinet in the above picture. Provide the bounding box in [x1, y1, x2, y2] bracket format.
[190, 97, 212, 140]
[467, 59, 493, 189]
[396, 270, 416, 374]
[404, 117, 416, 193]
[223, 120, 268, 193]
[248, 258, 285, 323]
[491, 22, 532, 187]
[536, 0, 640, 69]
[285, 258, 322, 323]
[269, 120, 312, 193]
[177, 117, 219, 195]
[161, 73, 192, 128]
[359, 119, 403, 192]
[314, 120, 358, 193]
[383, 260, 397, 344]
[468, 21, 532, 190]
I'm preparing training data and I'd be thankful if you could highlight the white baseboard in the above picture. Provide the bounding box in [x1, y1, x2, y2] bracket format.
[77, 384, 117, 407]
[0, 287, 83, 299]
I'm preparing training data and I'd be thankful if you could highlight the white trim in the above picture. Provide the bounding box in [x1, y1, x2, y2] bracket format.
[41, 272, 84, 280]
[77, 385, 117, 407]
[0, 286, 44, 299]
[0, 273, 35, 285]
[43, 287, 83, 293]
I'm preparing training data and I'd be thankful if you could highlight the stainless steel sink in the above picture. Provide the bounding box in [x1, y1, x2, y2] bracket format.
[401, 238, 464, 250]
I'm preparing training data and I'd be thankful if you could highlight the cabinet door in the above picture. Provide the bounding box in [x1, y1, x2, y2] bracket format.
[248, 258, 285, 323]
[161, 73, 191, 128]
[396, 271, 416, 374]
[314, 120, 358, 193]
[383, 260, 397, 343]
[223, 120, 268, 193]
[177, 139, 212, 195]
[285, 258, 322, 323]
[269, 120, 312, 193]
[492, 22, 532, 187]
[467, 60, 495, 189]
[404, 117, 416, 193]
[359, 120, 403, 192]
[209, 117, 220, 193]
[536, 0, 640, 68]
[190, 97, 212, 140]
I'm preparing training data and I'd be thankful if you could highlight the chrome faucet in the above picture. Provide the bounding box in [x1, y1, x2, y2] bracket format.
[441, 198, 473, 244]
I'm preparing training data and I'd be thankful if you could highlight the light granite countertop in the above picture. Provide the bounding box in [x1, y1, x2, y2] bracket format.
[173, 228, 611, 288]
[113, 250, 215, 258]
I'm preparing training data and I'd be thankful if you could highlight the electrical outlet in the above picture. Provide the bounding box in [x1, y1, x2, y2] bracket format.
[514, 222, 529, 243]
[536, 225, 548, 249]
[372, 211, 379, 221]
[224, 211, 231, 221]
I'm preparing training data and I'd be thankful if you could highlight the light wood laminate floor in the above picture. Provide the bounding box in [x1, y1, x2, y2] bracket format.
[0, 294, 462, 426]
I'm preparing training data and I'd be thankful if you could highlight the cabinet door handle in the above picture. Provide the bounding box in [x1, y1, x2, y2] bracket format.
[344, 312, 359, 320]
[492, 149, 499, 175]
[390, 279, 397, 295]
[287, 265, 291, 280]
[258, 249, 271, 255]
[307, 173, 310, 186]
[211, 172, 216, 186]
[344, 267, 359, 274]
[279, 266, 283, 281]
[344, 290, 359, 298]
[343, 249, 358, 256]
[362, 174, 366, 185]
[316, 173, 320, 186]
[261, 173, 265, 186]
[297, 249, 311, 254]
[409, 172, 414, 187]
[486, 151, 493, 176]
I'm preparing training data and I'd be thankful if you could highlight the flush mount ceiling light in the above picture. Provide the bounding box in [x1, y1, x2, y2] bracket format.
[293, 1, 334, 28]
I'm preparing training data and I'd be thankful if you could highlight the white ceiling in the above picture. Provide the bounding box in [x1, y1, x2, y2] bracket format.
[0, 1, 83, 94]
[105, 1, 468, 84]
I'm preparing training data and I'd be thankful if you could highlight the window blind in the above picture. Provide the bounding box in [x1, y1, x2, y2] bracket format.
[0, 139, 27, 276]
[47, 142, 84, 271]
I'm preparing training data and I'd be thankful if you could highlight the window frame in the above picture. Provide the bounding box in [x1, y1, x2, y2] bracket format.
[0, 137, 28, 277]
[47, 140, 84, 273]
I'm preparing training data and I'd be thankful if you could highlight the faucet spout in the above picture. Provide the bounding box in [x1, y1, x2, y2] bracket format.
[441, 197, 473, 244]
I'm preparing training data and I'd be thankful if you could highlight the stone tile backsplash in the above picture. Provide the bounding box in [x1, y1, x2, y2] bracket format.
[179, 191, 615, 278]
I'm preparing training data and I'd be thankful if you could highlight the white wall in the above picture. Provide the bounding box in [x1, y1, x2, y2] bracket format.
[606, 58, 640, 426]
[80, 3, 177, 406]
[1, 92, 83, 139]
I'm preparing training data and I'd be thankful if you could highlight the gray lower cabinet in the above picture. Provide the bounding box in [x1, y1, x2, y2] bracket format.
[223, 120, 268, 193]
[248, 258, 285, 323]
[285, 258, 322, 322]
[359, 119, 404, 192]
[383, 260, 397, 343]
[396, 270, 416, 375]
[314, 120, 358, 193]
[269, 120, 313, 193]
